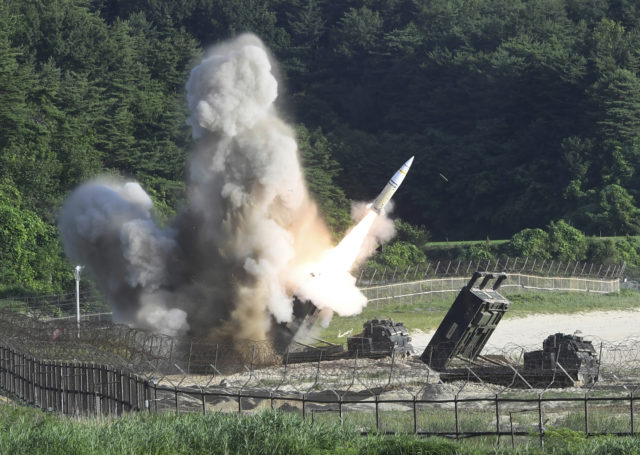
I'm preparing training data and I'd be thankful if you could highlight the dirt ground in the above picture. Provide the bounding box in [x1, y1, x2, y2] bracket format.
[411, 309, 640, 353]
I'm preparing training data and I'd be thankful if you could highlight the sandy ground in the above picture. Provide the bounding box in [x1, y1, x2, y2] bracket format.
[411, 309, 640, 352]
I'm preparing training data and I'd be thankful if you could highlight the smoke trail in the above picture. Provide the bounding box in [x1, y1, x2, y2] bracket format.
[59, 34, 391, 343]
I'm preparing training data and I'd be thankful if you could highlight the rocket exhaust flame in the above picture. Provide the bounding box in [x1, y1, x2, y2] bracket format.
[291, 155, 415, 319]
[302, 156, 414, 281]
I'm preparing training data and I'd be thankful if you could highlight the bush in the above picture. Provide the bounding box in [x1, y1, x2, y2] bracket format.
[507, 228, 551, 259]
[465, 242, 495, 260]
[376, 241, 426, 270]
[393, 219, 431, 246]
[548, 220, 587, 261]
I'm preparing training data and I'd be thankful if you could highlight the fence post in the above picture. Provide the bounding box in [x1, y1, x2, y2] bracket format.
[584, 393, 589, 436]
[117, 369, 125, 414]
[538, 394, 544, 448]
[31, 357, 37, 408]
[495, 394, 500, 445]
[631, 392, 635, 436]
[454, 394, 459, 441]
[44, 360, 51, 412]
[375, 395, 380, 432]
[413, 395, 417, 434]
[27, 355, 33, 406]
[92, 363, 100, 416]
[302, 394, 306, 420]
[100, 365, 108, 415]
[388, 351, 395, 386]
[129, 372, 137, 412]
[176, 387, 180, 415]
[68, 362, 75, 416]
[60, 362, 65, 415]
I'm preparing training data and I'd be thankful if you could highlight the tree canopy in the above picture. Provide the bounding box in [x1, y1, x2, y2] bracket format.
[4, 0, 640, 291]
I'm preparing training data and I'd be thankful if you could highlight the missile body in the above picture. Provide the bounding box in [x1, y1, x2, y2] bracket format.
[371, 156, 414, 213]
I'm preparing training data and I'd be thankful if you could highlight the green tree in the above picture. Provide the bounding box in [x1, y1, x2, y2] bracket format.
[394, 219, 430, 246]
[332, 6, 383, 58]
[507, 228, 551, 259]
[548, 220, 587, 261]
[376, 241, 426, 270]
[587, 184, 640, 234]
[589, 18, 639, 75]
[0, 180, 67, 293]
[297, 125, 351, 238]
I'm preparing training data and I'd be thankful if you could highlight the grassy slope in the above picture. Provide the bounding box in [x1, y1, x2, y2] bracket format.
[319, 289, 640, 344]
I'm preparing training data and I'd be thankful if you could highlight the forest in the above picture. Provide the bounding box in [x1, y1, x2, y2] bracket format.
[3, 0, 640, 293]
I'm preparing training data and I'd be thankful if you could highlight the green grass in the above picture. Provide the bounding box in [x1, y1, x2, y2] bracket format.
[0, 299, 27, 312]
[425, 238, 509, 247]
[424, 235, 638, 248]
[320, 289, 640, 344]
[5, 403, 640, 454]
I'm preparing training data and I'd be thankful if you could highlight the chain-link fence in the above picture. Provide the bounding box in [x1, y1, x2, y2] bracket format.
[355, 257, 625, 287]
[0, 289, 110, 320]
[0, 260, 636, 443]
[4, 330, 640, 444]
[361, 274, 621, 306]
[0, 258, 624, 321]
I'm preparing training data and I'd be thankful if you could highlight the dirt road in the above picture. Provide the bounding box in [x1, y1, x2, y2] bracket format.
[411, 309, 640, 352]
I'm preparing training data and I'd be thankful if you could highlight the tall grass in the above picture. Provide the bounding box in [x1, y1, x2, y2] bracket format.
[4, 403, 640, 454]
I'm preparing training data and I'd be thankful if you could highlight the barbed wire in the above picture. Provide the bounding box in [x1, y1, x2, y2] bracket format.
[2, 310, 640, 400]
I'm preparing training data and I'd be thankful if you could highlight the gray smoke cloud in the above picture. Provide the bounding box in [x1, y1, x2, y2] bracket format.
[59, 34, 388, 343]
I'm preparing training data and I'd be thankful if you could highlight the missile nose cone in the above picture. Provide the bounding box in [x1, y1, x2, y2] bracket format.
[371, 156, 415, 213]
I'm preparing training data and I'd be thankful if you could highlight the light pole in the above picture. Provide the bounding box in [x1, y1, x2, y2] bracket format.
[74, 265, 84, 336]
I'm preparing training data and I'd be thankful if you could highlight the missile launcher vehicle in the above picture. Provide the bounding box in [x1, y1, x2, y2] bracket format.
[421, 272, 600, 388]
[522, 333, 599, 386]
[281, 318, 412, 364]
[347, 319, 413, 358]
[420, 271, 509, 369]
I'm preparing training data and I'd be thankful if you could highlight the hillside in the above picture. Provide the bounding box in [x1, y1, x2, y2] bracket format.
[3, 0, 640, 293]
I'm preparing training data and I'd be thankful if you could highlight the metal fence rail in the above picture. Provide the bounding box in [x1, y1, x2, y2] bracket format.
[1, 340, 639, 445]
[361, 274, 621, 306]
[0, 258, 624, 322]
[356, 257, 625, 286]
[0, 289, 110, 319]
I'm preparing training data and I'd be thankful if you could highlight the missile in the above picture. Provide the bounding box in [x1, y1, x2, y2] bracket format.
[371, 156, 414, 213]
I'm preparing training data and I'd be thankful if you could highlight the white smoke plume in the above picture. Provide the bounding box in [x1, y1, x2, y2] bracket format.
[59, 34, 392, 343]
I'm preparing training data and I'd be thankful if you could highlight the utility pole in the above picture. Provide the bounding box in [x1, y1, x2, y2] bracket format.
[74, 265, 83, 337]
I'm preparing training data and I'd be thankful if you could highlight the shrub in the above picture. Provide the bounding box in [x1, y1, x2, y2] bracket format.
[377, 241, 427, 270]
[507, 228, 551, 259]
